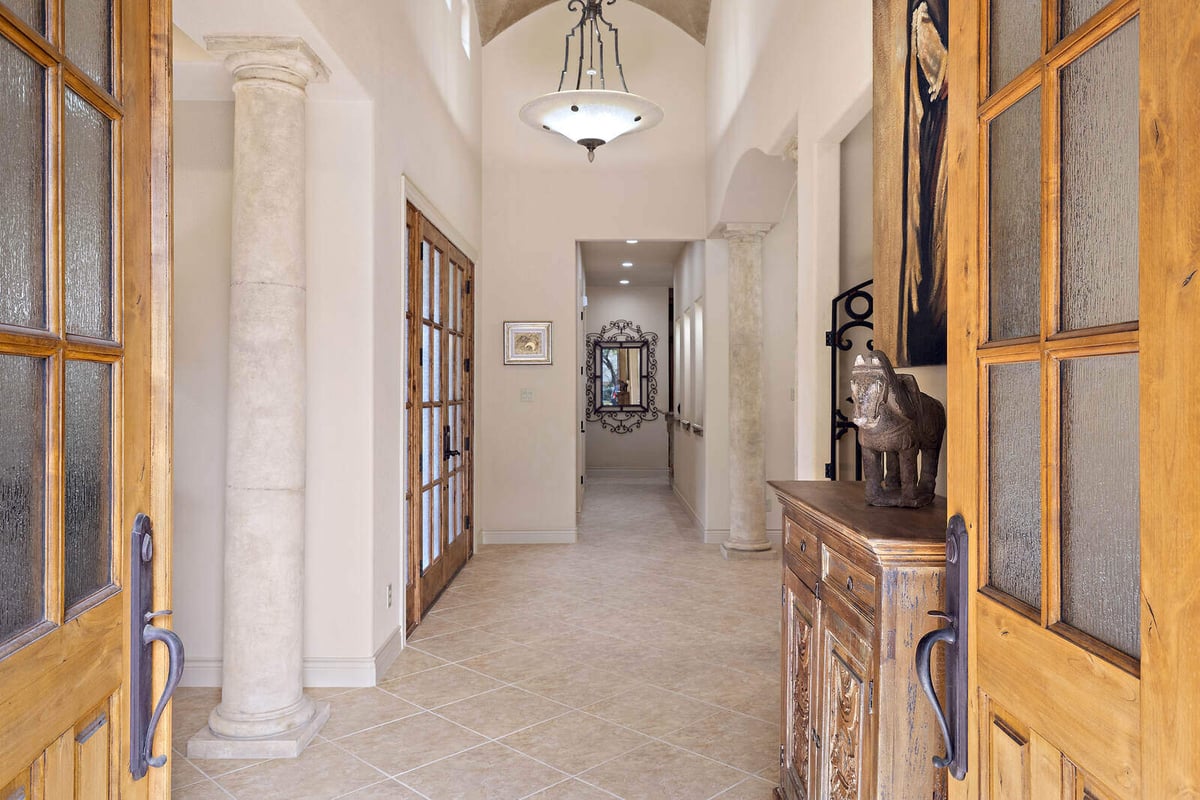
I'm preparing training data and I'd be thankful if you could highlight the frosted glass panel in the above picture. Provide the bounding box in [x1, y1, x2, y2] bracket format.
[421, 490, 431, 571]
[1060, 19, 1139, 331]
[989, 89, 1042, 341]
[432, 484, 441, 561]
[988, 361, 1042, 609]
[65, 0, 112, 91]
[990, 0, 1042, 91]
[65, 89, 113, 339]
[1061, 0, 1109, 37]
[448, 474, 458, 544]
[0, 355, 46, 644]
[6, 0, 45, 32]
[0, 38, 46, 329]
[422, 324, 432, 403]
[1061, 354, 1139, 657]
[64, 360, 112, 609]
[422, 407, 431, 481]
[433, 250, 442, 324]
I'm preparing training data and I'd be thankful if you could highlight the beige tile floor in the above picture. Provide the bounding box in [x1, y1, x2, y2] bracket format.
[171, 475, 782, 799]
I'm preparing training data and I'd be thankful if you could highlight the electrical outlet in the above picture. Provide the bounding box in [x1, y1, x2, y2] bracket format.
[386, 583, 393, 609]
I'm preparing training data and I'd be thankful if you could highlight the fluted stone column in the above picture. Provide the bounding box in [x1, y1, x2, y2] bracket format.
[188, 36, 330, 760]
[722, 223, 775, 559]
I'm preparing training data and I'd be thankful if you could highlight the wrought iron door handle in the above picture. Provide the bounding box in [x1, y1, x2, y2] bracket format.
[913, 514, 969, 781]
[443, 426, 461, 460]
[917, 622, 957, 769]
[141, 623, 185, 769]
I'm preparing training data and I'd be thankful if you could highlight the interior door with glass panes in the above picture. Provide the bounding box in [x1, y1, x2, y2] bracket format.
[406, 204, 474, 632]
[946, 0, 1200, 797]
[0, 0, 170, 796]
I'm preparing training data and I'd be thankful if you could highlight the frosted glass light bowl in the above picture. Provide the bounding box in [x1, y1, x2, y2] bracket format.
[520, 89, 664, 161]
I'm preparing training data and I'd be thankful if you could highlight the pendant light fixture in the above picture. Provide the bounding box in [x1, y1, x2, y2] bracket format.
[520, 0, 664, 162]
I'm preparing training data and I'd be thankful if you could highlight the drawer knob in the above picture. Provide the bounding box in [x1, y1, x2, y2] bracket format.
[846, 576, 855, 593]
[800, 540, 807, 553]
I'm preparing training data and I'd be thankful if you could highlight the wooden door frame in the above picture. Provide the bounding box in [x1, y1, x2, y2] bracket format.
[404, 195, 476, 633]
[946, 0, 1200, 796]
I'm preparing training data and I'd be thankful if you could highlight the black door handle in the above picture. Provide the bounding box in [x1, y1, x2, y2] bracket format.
[915, 514, 969, 781]
[443, 425, 461, 460]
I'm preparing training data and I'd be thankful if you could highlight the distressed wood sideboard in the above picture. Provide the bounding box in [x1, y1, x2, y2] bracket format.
[769, 481, 948, 800]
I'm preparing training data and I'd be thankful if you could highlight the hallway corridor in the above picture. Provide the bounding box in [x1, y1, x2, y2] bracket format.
[171, 476, 781, 799]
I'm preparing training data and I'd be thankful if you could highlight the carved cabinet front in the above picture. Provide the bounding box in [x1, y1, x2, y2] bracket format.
[772, 481, 946, 800]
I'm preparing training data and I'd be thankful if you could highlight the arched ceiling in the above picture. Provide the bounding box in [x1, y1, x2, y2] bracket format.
[476, 0, 710, 46]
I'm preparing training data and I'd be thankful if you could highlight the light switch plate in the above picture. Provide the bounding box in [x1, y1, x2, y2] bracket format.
[520, 388, 535, 403]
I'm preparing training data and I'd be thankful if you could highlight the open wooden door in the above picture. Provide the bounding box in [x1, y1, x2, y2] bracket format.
[406, 204, 475, 632]
[0, 0, 172, 796]
[946, 0, 1200, 797]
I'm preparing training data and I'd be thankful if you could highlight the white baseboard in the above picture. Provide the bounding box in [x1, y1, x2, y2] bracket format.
[481, 529, 578, 545]
[180, 646, 403, 689]
[703, 529, 784, 546]
[373, 625, 406, 682]
[671, 484, 704, 530]
[586, 468, 670, 480]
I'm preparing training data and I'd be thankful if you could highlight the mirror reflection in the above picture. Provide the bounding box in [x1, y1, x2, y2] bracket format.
[599, 346, 643, 407]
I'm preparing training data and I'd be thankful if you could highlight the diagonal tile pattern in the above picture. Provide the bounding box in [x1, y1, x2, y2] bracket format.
[171, 474, 781, 799]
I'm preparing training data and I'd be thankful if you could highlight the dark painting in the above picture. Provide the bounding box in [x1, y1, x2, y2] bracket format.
[898, 0, 948, 366]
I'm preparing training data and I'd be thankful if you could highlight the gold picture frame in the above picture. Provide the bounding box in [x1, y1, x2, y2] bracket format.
[504, 321, 553, 365]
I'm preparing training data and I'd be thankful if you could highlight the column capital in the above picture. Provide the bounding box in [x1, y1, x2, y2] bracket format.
[720, 222, 774, 244]
[784, 136, 799, 163]
[206, 35, 330, 89]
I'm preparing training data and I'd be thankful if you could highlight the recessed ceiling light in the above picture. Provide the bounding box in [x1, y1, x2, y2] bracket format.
[626, 239, 639, 244]
[619, 279, 630, 285]
[621, 262, 634, 268]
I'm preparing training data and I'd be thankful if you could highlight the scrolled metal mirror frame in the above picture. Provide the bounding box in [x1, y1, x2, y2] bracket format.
[586, 319, 660, 434]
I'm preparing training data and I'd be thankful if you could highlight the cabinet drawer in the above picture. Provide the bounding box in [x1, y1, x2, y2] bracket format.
[822, 548, 876, 616]
[783, 515, 820, 572]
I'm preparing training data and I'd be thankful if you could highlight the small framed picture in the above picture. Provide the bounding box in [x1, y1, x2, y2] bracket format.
[504, 321, 552, 365]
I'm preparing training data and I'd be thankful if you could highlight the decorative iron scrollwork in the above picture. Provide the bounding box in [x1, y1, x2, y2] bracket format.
[586, 319, 660, 434]
[826, 279, 874, 480]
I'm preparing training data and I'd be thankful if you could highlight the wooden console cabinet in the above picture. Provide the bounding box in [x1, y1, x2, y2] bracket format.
[769, 481, 948, 800]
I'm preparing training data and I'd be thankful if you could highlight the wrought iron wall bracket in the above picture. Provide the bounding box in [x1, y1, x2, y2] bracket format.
[915, 514, 969, 781]
[130, 514, 186, 780]
[825, 279, 874, 480]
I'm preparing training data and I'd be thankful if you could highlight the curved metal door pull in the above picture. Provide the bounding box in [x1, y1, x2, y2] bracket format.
[141, 624, 186, 769]
[130, 513, 187, 779]
[917, 620, 957, 769]
[914, 514, 969, 781]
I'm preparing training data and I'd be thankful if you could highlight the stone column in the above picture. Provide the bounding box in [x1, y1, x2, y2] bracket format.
[188, 36, 330, 760]
[722, 223, 775, 559]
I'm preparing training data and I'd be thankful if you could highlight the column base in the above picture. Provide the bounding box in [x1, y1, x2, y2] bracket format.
[187, 701, 330, 760]
[720, 540, 776, 560]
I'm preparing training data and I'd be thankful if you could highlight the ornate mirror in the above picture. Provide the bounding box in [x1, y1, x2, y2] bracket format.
[586, 320, 660, 433]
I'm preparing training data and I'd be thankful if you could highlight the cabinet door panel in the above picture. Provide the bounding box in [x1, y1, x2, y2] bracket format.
[818, 608, 874, 800]
[783, 567, 818, 799]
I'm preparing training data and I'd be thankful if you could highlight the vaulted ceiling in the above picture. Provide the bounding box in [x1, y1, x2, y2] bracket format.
[475, 0, 711, 45]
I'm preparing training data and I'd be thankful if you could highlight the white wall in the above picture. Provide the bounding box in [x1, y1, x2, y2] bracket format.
[584, 286, 670, 472]
[172, 0, 481, 685]
[670, 241, 707, 528]
[478, 3, 707, 542]
[762, 190, 799, 529]
[706, 0, 874, 481]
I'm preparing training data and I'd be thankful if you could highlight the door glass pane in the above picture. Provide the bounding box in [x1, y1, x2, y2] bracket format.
[1061, 353, 1139, 657]
[65, 89, 113, 339]
[990, 0, 1041, 91]
[65, 0, 112, 92]
[1060, 0, 1109, 38]
[422, 324, 432, 403]
[6, 0, 45, 32]
[421, 242, 431, 320]
[988, 361, 1042, 609]
[432, 484, 441, 561]
[989, 88, 1042, 341]
[64, 360, 112, 609]
[448, 474, 457, 544]
[432, 407, 441, 482]
[1060, 18, 1139, 332]
[422, 407, 431, 482]
[421, 490, 431, 571]
[0, 355, 46, 644]
[432, 329, 441, 402]
[1, 37, 46, 329]
[433, 250, 442, 324]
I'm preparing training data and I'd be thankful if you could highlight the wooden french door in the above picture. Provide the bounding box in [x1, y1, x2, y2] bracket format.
[947, 0, 1200, 797]
[0, 0, 171, 796]
[406, 204, 474, 631]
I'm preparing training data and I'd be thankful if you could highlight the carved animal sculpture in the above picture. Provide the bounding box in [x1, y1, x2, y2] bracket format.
[850, 351, 946, 508]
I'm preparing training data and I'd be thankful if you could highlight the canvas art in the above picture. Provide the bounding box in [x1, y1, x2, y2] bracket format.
[503, 321, 552, 364]
[875, 0, 949, 367]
